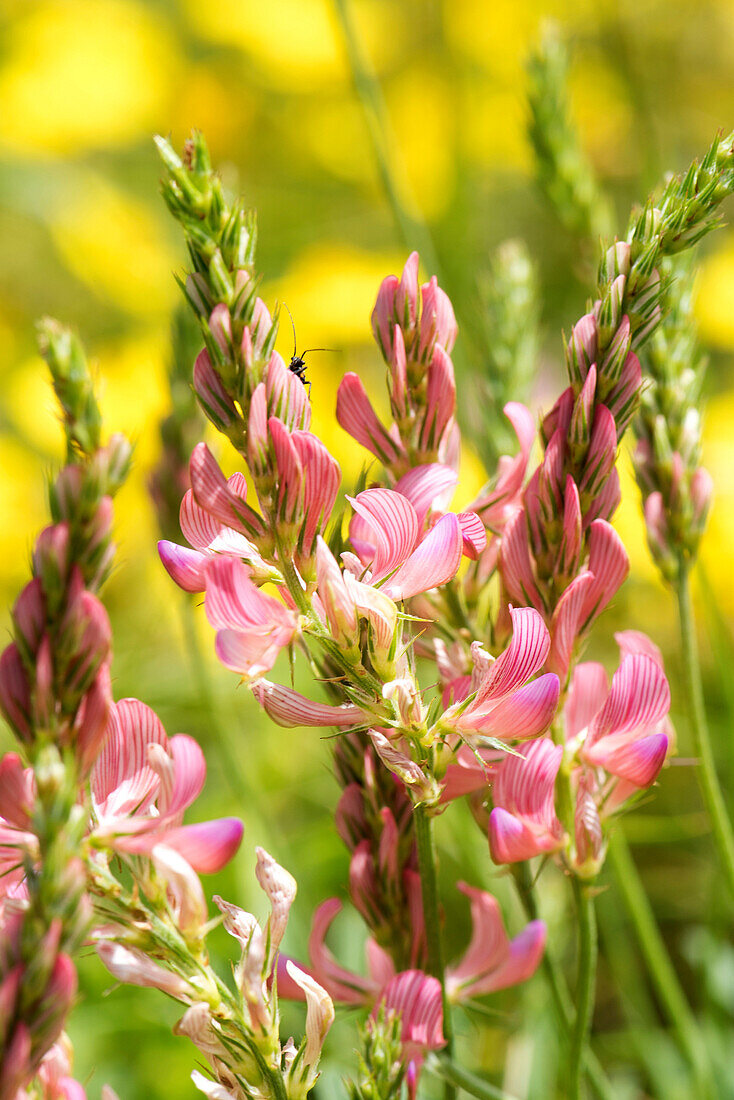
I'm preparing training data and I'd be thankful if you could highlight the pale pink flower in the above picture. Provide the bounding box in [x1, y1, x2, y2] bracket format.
[204, 556, 299, 680]
[91, 698, 243, 873]
[488, 738, 565, 863]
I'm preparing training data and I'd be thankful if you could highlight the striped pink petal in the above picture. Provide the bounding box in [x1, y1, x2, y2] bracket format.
[584, 520, 629, 618]
[614, 630, 664, 668]
[377, 970, 445, 1058]
[419, 345, 456, 452]
[156, 735, 206, 820]
[382, 513, 463, 600]
[489, 807, 559, 863]
[589, 655, 670, 743]
[457, 511, 487, 559]
[180, 489, 222, 550]
[348, 488, 419, 581]
[447, 885, 509, 990]
[215, 627, 295, 679]
[292, 431, 340, 555]
[469, 919, 546, 996]
[0, 754, 33, 829]
[269, 416, 303, 522]
[190, 443, 264, 537]
[584, 731, 669, 787]
[463, 673, 559, 740]
[419, 277, 458, 357]
[474, 607, 550, 707]
[92, 699, 168, 819]
[265, 352, 311, 431]
[158, 541, 209, 593]
[499, 509, 543, 610]
[205, 556, 295, 631]
[394, 464, 458, 527]
[336, 373, 406, 465]
[252, 680, 365, 728]
[565, 662, 608, 740]
[546, 572, 596, 681]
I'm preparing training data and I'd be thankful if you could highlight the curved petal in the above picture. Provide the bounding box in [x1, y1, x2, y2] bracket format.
[546, 572, 596, 681]
[463, 920, 546, 997]
[158, 541, 208, 594]
[92, 699, 168, 819]
[205, 556, 294, 631]
[589, 655, 670, 743]
[157, 735, 206, 820]
[584, 731, 669, 787]
[565, 663, 608, 740]
[474, 607, 550, 707]
[499, 509, 543, 609]
[156, 818, 243, 873]
[447, 884, 509, 990]
[180, 489, 221, 550]
[463, 673, 559, 741]
[394, 464, 458, 527]
[215, 627, 294, 679]
[347, 488, 419, 581]
[383, 513, 463, 600]
[377, 970, 445, 1053]
[456, 511, 487, 560]
[308, 898, 376, 1004]
[489, 807, 560, 864]
[252, 680, 365, 728]
[336, 373, 405, 465]
[614, 630, 664, 669]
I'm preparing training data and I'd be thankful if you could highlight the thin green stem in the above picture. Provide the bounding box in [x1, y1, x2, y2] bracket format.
[513, 866, 614, 1100]
[607, 829, 713, 1097]
[569, 879, 597, 1100]
[330, 0, 441, 279]
[429, 1054, 520, 1100]
[413, 803, 455, 1100]
[676, 562, 734, 897]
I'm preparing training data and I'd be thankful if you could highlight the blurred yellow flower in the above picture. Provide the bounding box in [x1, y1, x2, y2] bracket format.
[695, 233, 734, 349]
[387, 67, 457, 219]
[0, 0, 179, 155]
[48, 174, 178, 317]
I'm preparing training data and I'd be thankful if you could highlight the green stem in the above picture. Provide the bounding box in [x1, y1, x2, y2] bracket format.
[676, 562, 734, 897]
[429, 1054, 520, 1100]
[569, 879, 597, 1100]
[607, 829, 713, 1097]
[413, 803, 455, 1100]
[330, 0, 441, 279]
[513, 867, 614, 1100]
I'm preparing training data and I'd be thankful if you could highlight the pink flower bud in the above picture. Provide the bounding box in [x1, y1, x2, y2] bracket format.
[256, 846, 297, 962]
[397, 252, 420, 334]
[0, 1022, 32, 1097]
[569, 366, 597, 452]
[0, 644, 32, 741]
[193, 349, 238, 430]
[566, 313, 597, 385]
[209, 304, 233, 357]
[418, 278, 458, 360]
[372, 274, 400, 358]
[33, 524, 71, 598]
[691, 466, 713, 527]
[97, 942, 192, 999]
[74, 662, 112, 774]
[12, 579, 46, 661]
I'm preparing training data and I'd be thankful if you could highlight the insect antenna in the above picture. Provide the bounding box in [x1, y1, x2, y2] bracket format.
[284, 302, 298, 359]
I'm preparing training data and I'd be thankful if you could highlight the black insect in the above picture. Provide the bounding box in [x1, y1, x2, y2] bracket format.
[284, 305, 336, 396]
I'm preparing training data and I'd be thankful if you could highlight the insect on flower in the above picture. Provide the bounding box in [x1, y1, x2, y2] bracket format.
[284, 303, 337, 395]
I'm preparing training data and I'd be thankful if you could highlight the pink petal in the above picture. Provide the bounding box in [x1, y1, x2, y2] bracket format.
[158, 541, 209, 594]
[474, 607, 550, 706]
[614, 630, 664, 669]
[308, 898, 376, 1004]
[180, 489, 222, 550]
[565, 662, 609, 740]
[589, 655, 670, 742]
[292, 431, 340, 554]
[347, 488, 419, 580]
[383, 513, 463, 600]
[269, 416, 303, 522]
[456, 511, 487, 559]
[584, 520, 630, 619]
[546, 572, 596, 681]
[420, 345, 456, 452]
[159, 818, 244, 873]
[92, 699, 168, 817]
[394, 464, 458, 527]
[336, 373, 406, 465]
[584, 731, 669, 786]
[215, 627, 294, 679]
[499, 509, 543, 610]
[464, 673, 559, 740]
[157, 735, 206, 819]
[189, 442, 263, 537]
[251, 680, 365, 727]
[448, 884, 510, 989]
[467, 919, 546, 996]
[377, 970, 445, 1052]
[205, 556, 294, 631]
[265, 351, 311, 432]
[489, 807, 559, 864]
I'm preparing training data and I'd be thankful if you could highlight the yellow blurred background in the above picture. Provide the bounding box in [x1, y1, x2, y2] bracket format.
[2, 1, 734, 1097]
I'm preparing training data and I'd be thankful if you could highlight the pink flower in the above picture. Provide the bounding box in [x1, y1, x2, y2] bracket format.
[488, 738, 565, 863]
[376, 970, 445, 1097]
[445, 883, 546, 1002]
[442, 607, 559, 743]
[346, 487, 477, 600]
[204, 556, 299, 680]
[91, 699, 242, 873]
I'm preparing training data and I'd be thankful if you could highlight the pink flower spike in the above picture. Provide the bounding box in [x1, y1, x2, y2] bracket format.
[252, 679, 365, 728]
[383, 513, 463, 601]
[336, 373, 406, 465]
[394, 464, 458, 528]
[158, 541, 209, 593]
[446, 883, 545, 1000]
